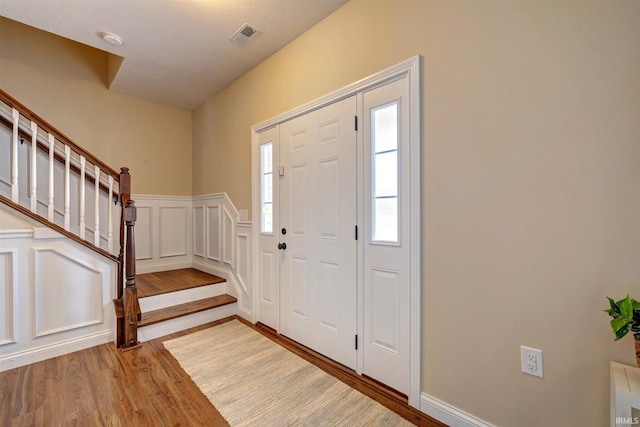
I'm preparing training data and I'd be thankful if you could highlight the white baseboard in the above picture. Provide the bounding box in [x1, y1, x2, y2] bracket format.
[421, 393, 494, 427]
[237, 306, 253, 323]
[0, 330, 113, 372]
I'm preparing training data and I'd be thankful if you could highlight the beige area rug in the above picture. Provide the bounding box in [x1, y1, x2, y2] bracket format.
[163, 320, 413, 426]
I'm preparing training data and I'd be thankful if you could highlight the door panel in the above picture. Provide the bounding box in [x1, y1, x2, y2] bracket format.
[256, 127, 280, 330]
[279, 96, 357, 370]
[363, 77, 410, 393]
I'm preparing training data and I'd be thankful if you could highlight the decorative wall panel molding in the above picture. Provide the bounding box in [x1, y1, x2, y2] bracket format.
[193, 207, 205, 258]
[159, 206, 188, 258]
[222, 206, 234, 267]
[32, 247, 104, 337]
[133, 195, 192, 273]
[0, 249, 16, 346]
[0, 218, 116, 372]
[206, 205, 220, 261]
[135, 206, 153, 260]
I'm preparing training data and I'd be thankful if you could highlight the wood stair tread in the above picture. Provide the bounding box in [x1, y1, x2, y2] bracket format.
[137, 268, 225, 298]
[138, 294, 237, 327]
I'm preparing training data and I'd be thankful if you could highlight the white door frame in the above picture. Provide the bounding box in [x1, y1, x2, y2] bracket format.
[251, 56, 422, 408]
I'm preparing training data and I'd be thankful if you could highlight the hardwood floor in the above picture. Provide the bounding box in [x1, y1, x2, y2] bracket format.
[1, 320, 230, 426]
[0, 316, 446, 426]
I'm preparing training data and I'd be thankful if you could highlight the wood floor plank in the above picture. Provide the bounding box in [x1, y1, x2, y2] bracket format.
[138, 294, 237, 327]
[0, 368, 17, 421]
[137, 268, 225, 298]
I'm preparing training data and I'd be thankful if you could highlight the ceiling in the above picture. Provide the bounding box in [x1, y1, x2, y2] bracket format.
[0, 0, 348, 110]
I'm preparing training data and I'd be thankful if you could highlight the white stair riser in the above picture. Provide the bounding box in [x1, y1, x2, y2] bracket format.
[139, 282, 227, 312]
[137, 303, 237, 343]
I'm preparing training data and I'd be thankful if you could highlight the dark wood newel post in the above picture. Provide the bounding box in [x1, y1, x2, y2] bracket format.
[117, 167, 130, 300]
[122, 199, 140, 350]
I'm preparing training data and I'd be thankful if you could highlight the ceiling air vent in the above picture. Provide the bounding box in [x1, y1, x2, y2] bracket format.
[230, 23, 258, 46]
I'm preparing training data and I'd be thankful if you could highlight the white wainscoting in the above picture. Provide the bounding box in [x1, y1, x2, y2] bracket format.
[134, 193, 253, 322]
[192, 194, 253, 322]
[0, 193, 253, 371]
[0, 227, 116, 372]
[133, 195, 193, 273]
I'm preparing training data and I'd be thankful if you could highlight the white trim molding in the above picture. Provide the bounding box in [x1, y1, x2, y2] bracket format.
[420, 393, 494, 427]
[0, 248, 17, 346]
[0, 330, 113, 372]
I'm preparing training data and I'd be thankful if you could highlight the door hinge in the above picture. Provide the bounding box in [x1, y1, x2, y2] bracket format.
[354, 115, 358, 131]
[355, 225, 358, 240]
[355, 334, 358, 350]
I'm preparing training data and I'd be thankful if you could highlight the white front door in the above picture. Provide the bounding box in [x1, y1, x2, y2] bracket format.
[278, 96, 357, 370]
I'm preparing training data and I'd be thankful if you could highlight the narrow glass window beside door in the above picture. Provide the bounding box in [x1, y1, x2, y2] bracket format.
[371, 102, 398, 242]
[261, 142, 273, 233]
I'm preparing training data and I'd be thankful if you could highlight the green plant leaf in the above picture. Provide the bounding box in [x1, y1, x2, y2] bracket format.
[611, 317, 631, 333]
[620, 295, 633, 318]
[606, 297, 621, 316]
[615, 323, 632, 340]
[605, 295, 640, 340]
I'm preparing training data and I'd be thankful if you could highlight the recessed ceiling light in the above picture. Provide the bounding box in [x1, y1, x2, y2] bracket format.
[99, 32, 123, 47]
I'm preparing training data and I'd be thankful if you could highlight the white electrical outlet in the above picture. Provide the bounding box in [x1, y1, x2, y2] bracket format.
[521, 346, 543, 378]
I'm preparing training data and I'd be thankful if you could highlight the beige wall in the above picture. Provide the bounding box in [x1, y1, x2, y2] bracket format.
[0, 18, 192, 196]
[193, 1, 640, 425]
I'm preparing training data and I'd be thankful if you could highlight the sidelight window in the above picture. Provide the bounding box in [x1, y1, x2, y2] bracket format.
[371, 102, 398, 242]
[261, 142, 273, 233]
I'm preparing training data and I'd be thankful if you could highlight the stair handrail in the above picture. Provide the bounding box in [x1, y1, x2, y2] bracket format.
[0, 88, 122, 255]
[0, 88, 138, 349]
[0, 89, 119, 178]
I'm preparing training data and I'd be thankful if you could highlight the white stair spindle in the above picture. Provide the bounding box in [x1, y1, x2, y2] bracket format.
[47, 134, 55, 221]
[64, 145, 71, 231]
[11, 108, 19, 202]
[79, 156, 86, 239]
[30, 121, 38, 212]
[94, 165, 100, 247]
[108, 175, 114, 252]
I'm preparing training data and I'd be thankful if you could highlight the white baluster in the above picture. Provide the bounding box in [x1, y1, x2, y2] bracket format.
[94, 165, 100, 247]
[79, 156, 86, 239]
[30, 121, 38, 212]
[64, 145, 70, 231]
[11, 108, 19, 202]
[47, 134, 55, 221]
[108, 175, 114, 252]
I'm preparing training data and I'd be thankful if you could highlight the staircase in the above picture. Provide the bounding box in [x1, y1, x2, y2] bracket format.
[133, 268, 237, 342]
[0, 88, 239, 355]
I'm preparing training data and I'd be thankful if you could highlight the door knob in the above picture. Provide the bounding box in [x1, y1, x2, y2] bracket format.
[278, 242, 287, 250]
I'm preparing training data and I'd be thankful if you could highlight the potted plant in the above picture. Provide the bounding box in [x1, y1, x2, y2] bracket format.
[605, 294, 640, 367]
